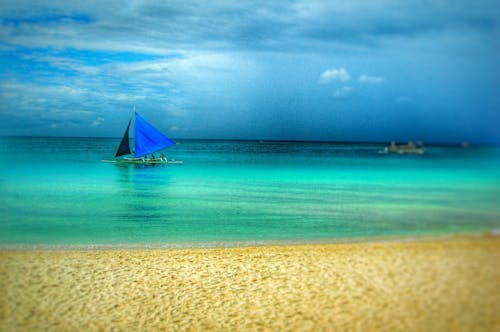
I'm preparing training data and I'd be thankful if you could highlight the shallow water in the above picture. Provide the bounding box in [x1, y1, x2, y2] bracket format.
[0, 137, 499, 247]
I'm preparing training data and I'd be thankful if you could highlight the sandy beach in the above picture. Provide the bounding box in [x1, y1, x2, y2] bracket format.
[1, 235, 499, 331]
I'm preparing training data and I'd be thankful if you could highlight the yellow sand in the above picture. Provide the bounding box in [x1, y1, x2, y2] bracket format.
[1, 236, 499, 331]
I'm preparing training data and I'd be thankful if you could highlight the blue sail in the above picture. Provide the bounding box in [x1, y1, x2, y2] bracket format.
[134, 112, 175, 158]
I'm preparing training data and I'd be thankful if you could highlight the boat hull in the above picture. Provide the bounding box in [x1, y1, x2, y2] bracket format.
[102, 158, 183, 165]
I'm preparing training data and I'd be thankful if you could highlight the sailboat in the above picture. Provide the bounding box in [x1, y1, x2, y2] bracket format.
[104, 111, 182, 164]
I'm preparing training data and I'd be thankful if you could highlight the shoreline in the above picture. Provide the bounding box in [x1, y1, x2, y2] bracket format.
[1, 234, 499, 331]
[0, 230, 496, 252]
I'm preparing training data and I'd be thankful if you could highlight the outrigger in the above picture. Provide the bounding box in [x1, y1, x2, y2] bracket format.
[102, 111, 182, 165]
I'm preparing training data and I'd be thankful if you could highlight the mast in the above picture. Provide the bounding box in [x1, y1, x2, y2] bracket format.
[132, 106, 136, 157]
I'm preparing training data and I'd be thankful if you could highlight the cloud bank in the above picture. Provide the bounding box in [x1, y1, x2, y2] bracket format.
[0, 0, 497, 53]
[0, 0, 498, 142]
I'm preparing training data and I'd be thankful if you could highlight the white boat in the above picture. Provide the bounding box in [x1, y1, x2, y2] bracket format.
[380, 141, 424, 154]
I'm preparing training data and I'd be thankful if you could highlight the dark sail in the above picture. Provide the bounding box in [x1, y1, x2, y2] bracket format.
[115, 119, 132, 157]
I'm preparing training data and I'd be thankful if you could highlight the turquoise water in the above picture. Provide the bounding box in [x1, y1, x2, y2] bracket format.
[0, 137, 499, 247]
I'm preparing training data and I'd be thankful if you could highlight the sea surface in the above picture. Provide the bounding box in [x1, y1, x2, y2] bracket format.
[0, 137, 499, 248]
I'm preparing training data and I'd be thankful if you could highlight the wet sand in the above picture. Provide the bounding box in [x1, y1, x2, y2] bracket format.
[1, 235, 499, 331]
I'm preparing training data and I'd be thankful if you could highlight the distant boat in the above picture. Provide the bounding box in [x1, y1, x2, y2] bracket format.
[103, 111, 182, 164]
[380, 141, 425, 155]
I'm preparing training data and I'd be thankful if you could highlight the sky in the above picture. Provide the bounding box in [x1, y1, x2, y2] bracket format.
[0, 0, 499, 143]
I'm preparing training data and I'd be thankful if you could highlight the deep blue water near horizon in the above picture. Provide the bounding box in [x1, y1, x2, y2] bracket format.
[0, 137, 499, 248]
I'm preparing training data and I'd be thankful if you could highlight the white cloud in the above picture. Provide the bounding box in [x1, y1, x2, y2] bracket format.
[32, 55, 100, 75]
[333, 86, 353, 99]
[91, 117, 104, 127]
[359, 75, 385, 84]
[319, 67, 350, 83]
[105, 93, 146, 102]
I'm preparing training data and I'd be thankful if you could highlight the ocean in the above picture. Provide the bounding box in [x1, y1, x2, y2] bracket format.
[0, 137, 499, 248]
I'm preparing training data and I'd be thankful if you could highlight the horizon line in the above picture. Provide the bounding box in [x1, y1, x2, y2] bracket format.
[1, 135, 497, 147]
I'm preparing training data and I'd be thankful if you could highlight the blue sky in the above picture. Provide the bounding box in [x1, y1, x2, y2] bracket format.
[0, 0, 498, 143]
